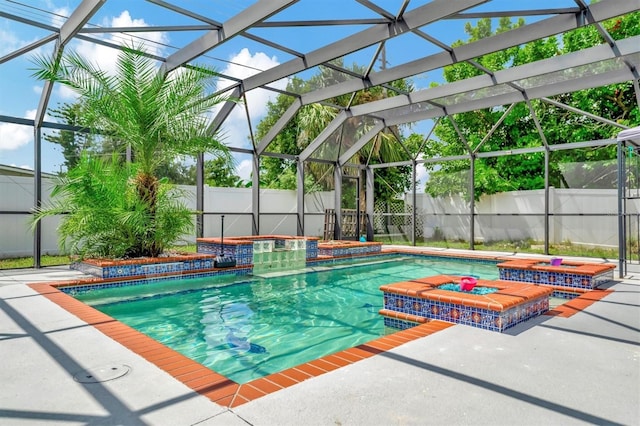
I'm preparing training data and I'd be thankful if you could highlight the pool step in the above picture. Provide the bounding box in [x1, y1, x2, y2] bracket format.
[378, 309, 428, 325]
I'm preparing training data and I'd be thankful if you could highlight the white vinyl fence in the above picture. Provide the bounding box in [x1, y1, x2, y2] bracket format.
[413, 188, 621, 248]
[0, 175, 334, 258]
[0, 174, 625, 258]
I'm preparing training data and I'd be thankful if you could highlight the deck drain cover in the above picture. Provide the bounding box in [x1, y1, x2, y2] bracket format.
[73, 364, 131, 383]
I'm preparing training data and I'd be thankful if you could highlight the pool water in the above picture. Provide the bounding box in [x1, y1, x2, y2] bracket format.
[74, 256, 498, 383]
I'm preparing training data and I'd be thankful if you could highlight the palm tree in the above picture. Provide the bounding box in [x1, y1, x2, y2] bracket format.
[296, 61, 413, 201]
[31, 44, 232, 257]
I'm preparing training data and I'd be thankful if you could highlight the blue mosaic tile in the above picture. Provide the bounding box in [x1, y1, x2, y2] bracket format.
[61, 266, 253, 295]
[499, 267, 603, 289]
[71, 254, 222, 279]
[383, 317, 418, 330]
[552, 290, 580, 300]
[382, 291, 549, 333]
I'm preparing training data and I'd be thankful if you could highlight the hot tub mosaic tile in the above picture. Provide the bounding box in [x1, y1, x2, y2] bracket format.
[57, 267, 252, 294]
[318, 241, 382, 257]
[379, 275, 553, 332]
[383, 317, 419, 330]
[197, 242, 253, 265]
[382, 293, 549, 332]
[497, 259, 616, 290]
[197, 235, 320, 262]
[71, 254, 219, 279]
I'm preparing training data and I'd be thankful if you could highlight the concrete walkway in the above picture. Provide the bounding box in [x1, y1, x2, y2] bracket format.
[1, 256, 638, 425]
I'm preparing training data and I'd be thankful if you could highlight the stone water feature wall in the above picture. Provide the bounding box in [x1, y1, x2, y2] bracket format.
[379, 275, 553, 333]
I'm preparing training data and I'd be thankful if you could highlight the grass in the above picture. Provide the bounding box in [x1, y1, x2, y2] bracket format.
[0, 255, 72, 270]
[374, 238, 618, 260]
[0, 244, 198, 270]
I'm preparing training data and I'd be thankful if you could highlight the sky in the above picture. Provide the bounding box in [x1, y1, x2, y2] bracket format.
[0, 0, 574, 185]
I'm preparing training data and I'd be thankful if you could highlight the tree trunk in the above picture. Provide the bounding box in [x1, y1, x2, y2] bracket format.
[134, 172, 162, 257]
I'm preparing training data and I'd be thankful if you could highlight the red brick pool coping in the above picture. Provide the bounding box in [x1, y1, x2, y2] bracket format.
[28, 282, 454, 408]
[25, 248, 615, 407]
[495, 258, 616, 276]
[545, 289, 612, 317]
[380, 275, 553, 311]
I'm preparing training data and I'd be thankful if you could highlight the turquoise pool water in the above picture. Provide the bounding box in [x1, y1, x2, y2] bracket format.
[74, 256, 498, 383]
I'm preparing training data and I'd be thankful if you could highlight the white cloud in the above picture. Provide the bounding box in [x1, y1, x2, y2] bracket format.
[51, 6, 71, 28]
[0, 25, 43, 58]
[0, 28, 20, 57]
[214, 48, 287, 149]
[0, 119, 32, 151]
[0, 109, 56, 151]
[57, 84, 79, 101]
[24, 109, 41, 120]
[236, 158, 253, 182]
[415, 163, 428, 192]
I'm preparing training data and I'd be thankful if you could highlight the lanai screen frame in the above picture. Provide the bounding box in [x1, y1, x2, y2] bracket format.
[0, 0, 638, 266]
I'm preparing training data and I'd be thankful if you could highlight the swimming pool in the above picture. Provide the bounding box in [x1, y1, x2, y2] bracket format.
[72, 255, 498, 383]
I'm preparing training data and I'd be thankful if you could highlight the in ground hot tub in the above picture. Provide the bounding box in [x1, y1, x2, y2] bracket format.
[379, 275, 552, 332]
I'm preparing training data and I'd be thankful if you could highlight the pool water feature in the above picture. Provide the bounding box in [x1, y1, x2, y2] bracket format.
[72, 256, 498, 384]
[252, 239, 306, 274]
[380, 275, 553, 332]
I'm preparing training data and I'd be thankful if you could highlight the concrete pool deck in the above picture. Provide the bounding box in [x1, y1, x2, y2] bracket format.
[1, 248, 638, 425]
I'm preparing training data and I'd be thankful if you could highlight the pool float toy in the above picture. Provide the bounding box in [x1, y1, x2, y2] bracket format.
[459, 276, 477, 291]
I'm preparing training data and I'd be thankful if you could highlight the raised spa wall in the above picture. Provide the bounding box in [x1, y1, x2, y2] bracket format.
[379, 275, 553, 333]
[197, 236, 383, 269]
[497, 259, 616, 290]
[71, 237, 384, 279]
[197, 235, 319, 267]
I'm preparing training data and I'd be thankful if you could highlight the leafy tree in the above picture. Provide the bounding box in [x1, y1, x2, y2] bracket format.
[46, 103, 222, 185]
[33, 154, 192, 259]
[424, 12, 640, 199]
[254, 60, 417, 202]
[204, 156, 245, 187]
[31, 44, 232, 257]
[254, 77, 306, 190]
[43, 102, 92, 171]
[155, 160, 196, 185]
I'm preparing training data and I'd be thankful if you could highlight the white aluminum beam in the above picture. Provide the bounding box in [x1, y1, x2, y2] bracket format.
[0, 11, 57, 32]
[378, 66, 634, 127]
[207, 86, 241, 135]
[301, 0, 638, 106]
[299, 110, 350, 162]
[243, 0, 488, 91]
[369, 161, 412, 169]
[350, 35, 640, 119]
[79, 25, 215, 33]
[34, 0, 106, 128]
[257, 98, 302, 155]
[541, 97, 628, 129]
[162, 0, 297, 73]
[338, 121, 385, 166]
[0, 34, 57, 65]
[59, 0, 106, 44]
